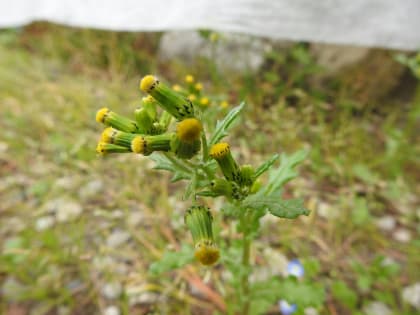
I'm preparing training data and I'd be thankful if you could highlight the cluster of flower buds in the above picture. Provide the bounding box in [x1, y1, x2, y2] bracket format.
[172, 74, 230, 110]
[209, 142, 256, 200]
[95, 75, 203, 159]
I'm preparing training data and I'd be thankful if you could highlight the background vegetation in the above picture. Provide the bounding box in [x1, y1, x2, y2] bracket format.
[0, 23, 419, 315]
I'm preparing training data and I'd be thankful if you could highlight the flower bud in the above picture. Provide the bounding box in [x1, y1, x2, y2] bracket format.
[185, 205, 219, 266]
[185, 75, 194, 84]
[131, 134, 173, 155]
[170, 118, 202, 159]
[210, 142, 240, 182]
[142, 95, 158, 119]
[238, 164, 255, 187]
[200, 97, 210, 107]
[139, 75, 195, 120]
[96, 107, 138, 133]
[96, 142, 130, 155]
[194, 82, 203, 91]
[210, 178, 233, 197]
[134, 107, 155, 134]
[101, 128, 136, 148]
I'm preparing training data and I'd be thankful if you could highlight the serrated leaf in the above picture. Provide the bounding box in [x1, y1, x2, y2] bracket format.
[195, 190, 220, 197]
[149, 244, 194, 276]
[210, 102, 245, 146]
[269, 198, 310, 219]
[244, 194, 309, 219]
[150, 153, 191, 181]
[277, 278, 325, 307]
[331, 281, 358, 309]
[183, 172, 197, 200]
[170, 172, 190, 182]
[250, 277, 325, 314]
[264, 149, 308, 195]
[254, 154, 279, 178]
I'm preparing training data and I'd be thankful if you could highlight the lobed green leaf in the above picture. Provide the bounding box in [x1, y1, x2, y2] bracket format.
[209, 102, 245, 146]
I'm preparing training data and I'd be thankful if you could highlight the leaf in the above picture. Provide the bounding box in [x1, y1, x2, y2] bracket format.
[171, 172, 190, 182]
[249, 277, 325, 314]
[150, 153, 191, 181]
[209, 102, 245, 146]
[331, 281, 358, 309]
[195, 190, 220, 197]
[263, 149, 308, 196]
[278, 278, 325, 307]
[254, 154, 279, 179]
[244, 194, 309, 219]
[183, 172, 197, 200]
[148, 244, 194, 276]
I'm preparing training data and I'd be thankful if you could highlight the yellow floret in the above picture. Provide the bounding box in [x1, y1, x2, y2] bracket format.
[220, 101, 229, 109]
[96, 107, 110, 123]
[172, 84, 182, 92]
[176, 118, 202, 143]
[96, 142, 107, 154]
[185, 74, 194, 84]
[140, 75, 158, 93]
[142, 95, 154, 103]
[131, 136, 145, 154]
[200, 97, 209, 106]
[188, 94, 197, 102]
[210, 142, 230, 159]
[101, 127, 116, 143]
[194, 243, 220, 266]
[194, 83, 203, 91]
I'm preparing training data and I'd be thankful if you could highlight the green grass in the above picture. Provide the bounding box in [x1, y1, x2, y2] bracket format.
[0, 23, 419, 315]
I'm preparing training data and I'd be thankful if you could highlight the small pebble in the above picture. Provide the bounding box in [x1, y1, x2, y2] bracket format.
[106, 230, 131, 248]
[392, 228, 412, 243]
[304, 307, 319, 315]
[56, 201, 83, 222]
[35, 216, 55, 231]
[363, 301, 392, 315]
[374, 215, 396, 231]
[101, 282, 123, 299]
[402, 283, 420, 310]
[79, 179, 103, 199]
[103, 305, 120, 315]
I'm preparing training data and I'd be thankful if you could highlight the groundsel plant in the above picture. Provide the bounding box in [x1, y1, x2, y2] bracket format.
[95, 75, 311, 315]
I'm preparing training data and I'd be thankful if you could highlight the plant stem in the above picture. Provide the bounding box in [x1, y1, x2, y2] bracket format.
[201, 132, 209, 161]
[241, 218, 251, 315]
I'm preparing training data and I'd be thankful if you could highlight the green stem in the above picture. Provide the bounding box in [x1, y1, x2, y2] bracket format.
[163, 152, 192, 173]
[240, 212, 251, 315]
[201, 131, 209, 162]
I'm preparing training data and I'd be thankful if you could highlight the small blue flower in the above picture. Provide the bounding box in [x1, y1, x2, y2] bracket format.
[279, 299, 297, 315]
[287, 259, 304, 278]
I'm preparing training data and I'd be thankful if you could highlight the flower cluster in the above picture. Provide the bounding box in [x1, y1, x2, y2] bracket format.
[94, 74, 224, 265]
[173, 74, 229, 110]
[95, 75, 203, 159]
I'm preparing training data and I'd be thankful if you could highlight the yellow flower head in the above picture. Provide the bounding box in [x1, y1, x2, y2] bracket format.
[188, 94, 197, 102]
[210, 33, 219, 42]
[200, 97, 209, 106]
[194, 242, 220, 266]
[210, 142, 230, 159]
[185, 74, 194, 84]
[140, 75, 159, 93]
[101, 127, 117, 143]
[96, 107, 110, 123]
[142, 95, 155, 103]
[194, 83, 203, 91]
[96, 142, 107, 155]
[172, 84, 182, 92]
[220, 101, 229, 109]
[131, 136, 145, 154]
[176, 118, 202, 143]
